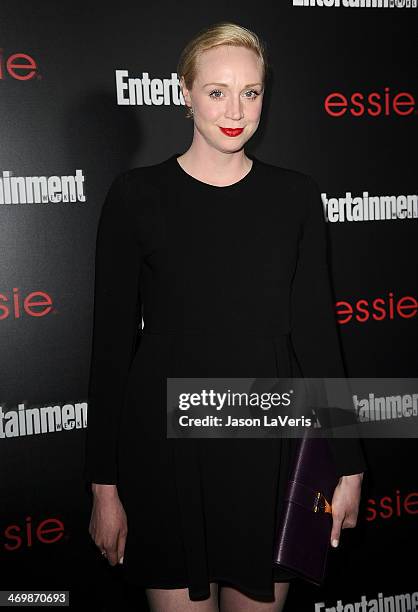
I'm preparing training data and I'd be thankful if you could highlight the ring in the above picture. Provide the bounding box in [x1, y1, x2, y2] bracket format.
[101, 551, 107, 556]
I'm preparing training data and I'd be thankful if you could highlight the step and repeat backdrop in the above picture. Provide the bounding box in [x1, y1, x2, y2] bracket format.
[1, 2, 417, 611]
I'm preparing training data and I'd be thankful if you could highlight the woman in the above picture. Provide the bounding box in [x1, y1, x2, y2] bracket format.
[84, 22, 367, 612]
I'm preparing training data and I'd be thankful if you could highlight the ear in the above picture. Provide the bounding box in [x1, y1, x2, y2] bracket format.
[179, 76, 192, 107]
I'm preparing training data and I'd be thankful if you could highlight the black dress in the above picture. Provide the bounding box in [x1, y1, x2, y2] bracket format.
[83, 153, 367, 602]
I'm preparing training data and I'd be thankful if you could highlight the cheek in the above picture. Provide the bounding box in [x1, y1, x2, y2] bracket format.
[201, 103, 222, 121]
[246, 101, 263, 120]
[194, 96, 222, 119]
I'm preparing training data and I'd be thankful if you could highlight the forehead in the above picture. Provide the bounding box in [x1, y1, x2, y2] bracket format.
[195, 45, 263, 84]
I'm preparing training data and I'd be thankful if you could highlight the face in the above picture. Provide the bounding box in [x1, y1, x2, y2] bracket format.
[180, 45, 264, 152]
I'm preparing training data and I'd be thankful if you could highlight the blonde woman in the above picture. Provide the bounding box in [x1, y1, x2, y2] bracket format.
[85, 21, 366, 612]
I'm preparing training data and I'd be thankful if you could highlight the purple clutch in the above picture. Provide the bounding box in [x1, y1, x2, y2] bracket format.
[273, 434, 339, 585]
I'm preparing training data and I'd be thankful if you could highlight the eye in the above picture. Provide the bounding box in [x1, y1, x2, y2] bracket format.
[209, 89, 223, 99]
[244, 89, 260, 99]
[208, 89, 261, 100]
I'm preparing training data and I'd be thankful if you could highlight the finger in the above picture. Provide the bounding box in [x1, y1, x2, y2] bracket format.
[117, 532, 127, 564]
[106, 545, 119, 566]
[331, 514, 344, 547]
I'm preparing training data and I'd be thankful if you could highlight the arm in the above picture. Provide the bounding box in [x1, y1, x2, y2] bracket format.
[83, 172, 143, 485]
[289, 174, 367, 478]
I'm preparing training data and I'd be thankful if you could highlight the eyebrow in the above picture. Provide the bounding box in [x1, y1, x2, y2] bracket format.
[202, 82, 263, 88]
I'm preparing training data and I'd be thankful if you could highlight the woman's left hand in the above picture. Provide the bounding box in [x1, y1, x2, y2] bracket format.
[330, 473, 364, 548]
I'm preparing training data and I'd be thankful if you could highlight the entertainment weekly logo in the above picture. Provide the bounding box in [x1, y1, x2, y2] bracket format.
[0, 400, 87, 439]
[315, 590, 418, 612]
[354, 390, 418, 422]
[116, 70, 184, 107]
[294, 0, 417, 8]
[322, 189, 418, 222]
[0, 170, 86, 204]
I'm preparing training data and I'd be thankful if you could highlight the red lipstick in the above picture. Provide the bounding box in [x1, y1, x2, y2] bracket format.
[219, 127, 244, 137]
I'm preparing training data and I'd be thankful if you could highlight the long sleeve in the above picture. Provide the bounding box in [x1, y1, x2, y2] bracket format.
[289, 173, 367, 478]
[83, 172, 143, 485]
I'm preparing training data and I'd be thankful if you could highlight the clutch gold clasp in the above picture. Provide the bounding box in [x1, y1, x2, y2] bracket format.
[313, 491, 332, 514]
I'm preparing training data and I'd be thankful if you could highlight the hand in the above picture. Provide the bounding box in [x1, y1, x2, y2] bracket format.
[89, 484, 127, 566]
[330, 472, 363, 548]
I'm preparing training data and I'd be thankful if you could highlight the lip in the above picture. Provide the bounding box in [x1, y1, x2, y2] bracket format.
[219, 127, 244, 137]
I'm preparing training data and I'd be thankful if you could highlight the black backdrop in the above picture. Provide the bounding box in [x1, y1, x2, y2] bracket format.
[1, 2, 417, 610]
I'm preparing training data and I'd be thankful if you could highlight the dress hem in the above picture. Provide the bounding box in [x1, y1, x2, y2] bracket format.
[122, 573, 298, 602]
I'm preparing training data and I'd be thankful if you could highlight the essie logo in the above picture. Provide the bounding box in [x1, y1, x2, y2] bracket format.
[325, 87, 416, 117]
[0, 49, 39, 81]
[0, 288, 53, 320]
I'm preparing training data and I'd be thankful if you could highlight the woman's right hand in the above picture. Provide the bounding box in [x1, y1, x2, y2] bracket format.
[88, 484, 127, 566]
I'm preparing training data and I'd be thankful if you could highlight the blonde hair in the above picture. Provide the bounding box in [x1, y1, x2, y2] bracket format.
[177, 21, 270, 119]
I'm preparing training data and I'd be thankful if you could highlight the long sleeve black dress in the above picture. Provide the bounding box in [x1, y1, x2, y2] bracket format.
[83, 152, 368, 602]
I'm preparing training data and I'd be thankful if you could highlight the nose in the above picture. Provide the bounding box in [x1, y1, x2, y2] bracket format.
[224, 94, 244, 121]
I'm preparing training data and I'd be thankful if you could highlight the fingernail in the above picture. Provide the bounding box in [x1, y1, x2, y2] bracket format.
[331, 539, 339, 548]
[119, 556, 124, 564]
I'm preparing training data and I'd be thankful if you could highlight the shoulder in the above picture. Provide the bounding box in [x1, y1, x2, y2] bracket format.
[255, 157, 319, 191]
[254, 157, 321, 217]
[104, 158, 173, 220]
[116, 156, 174, 194]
